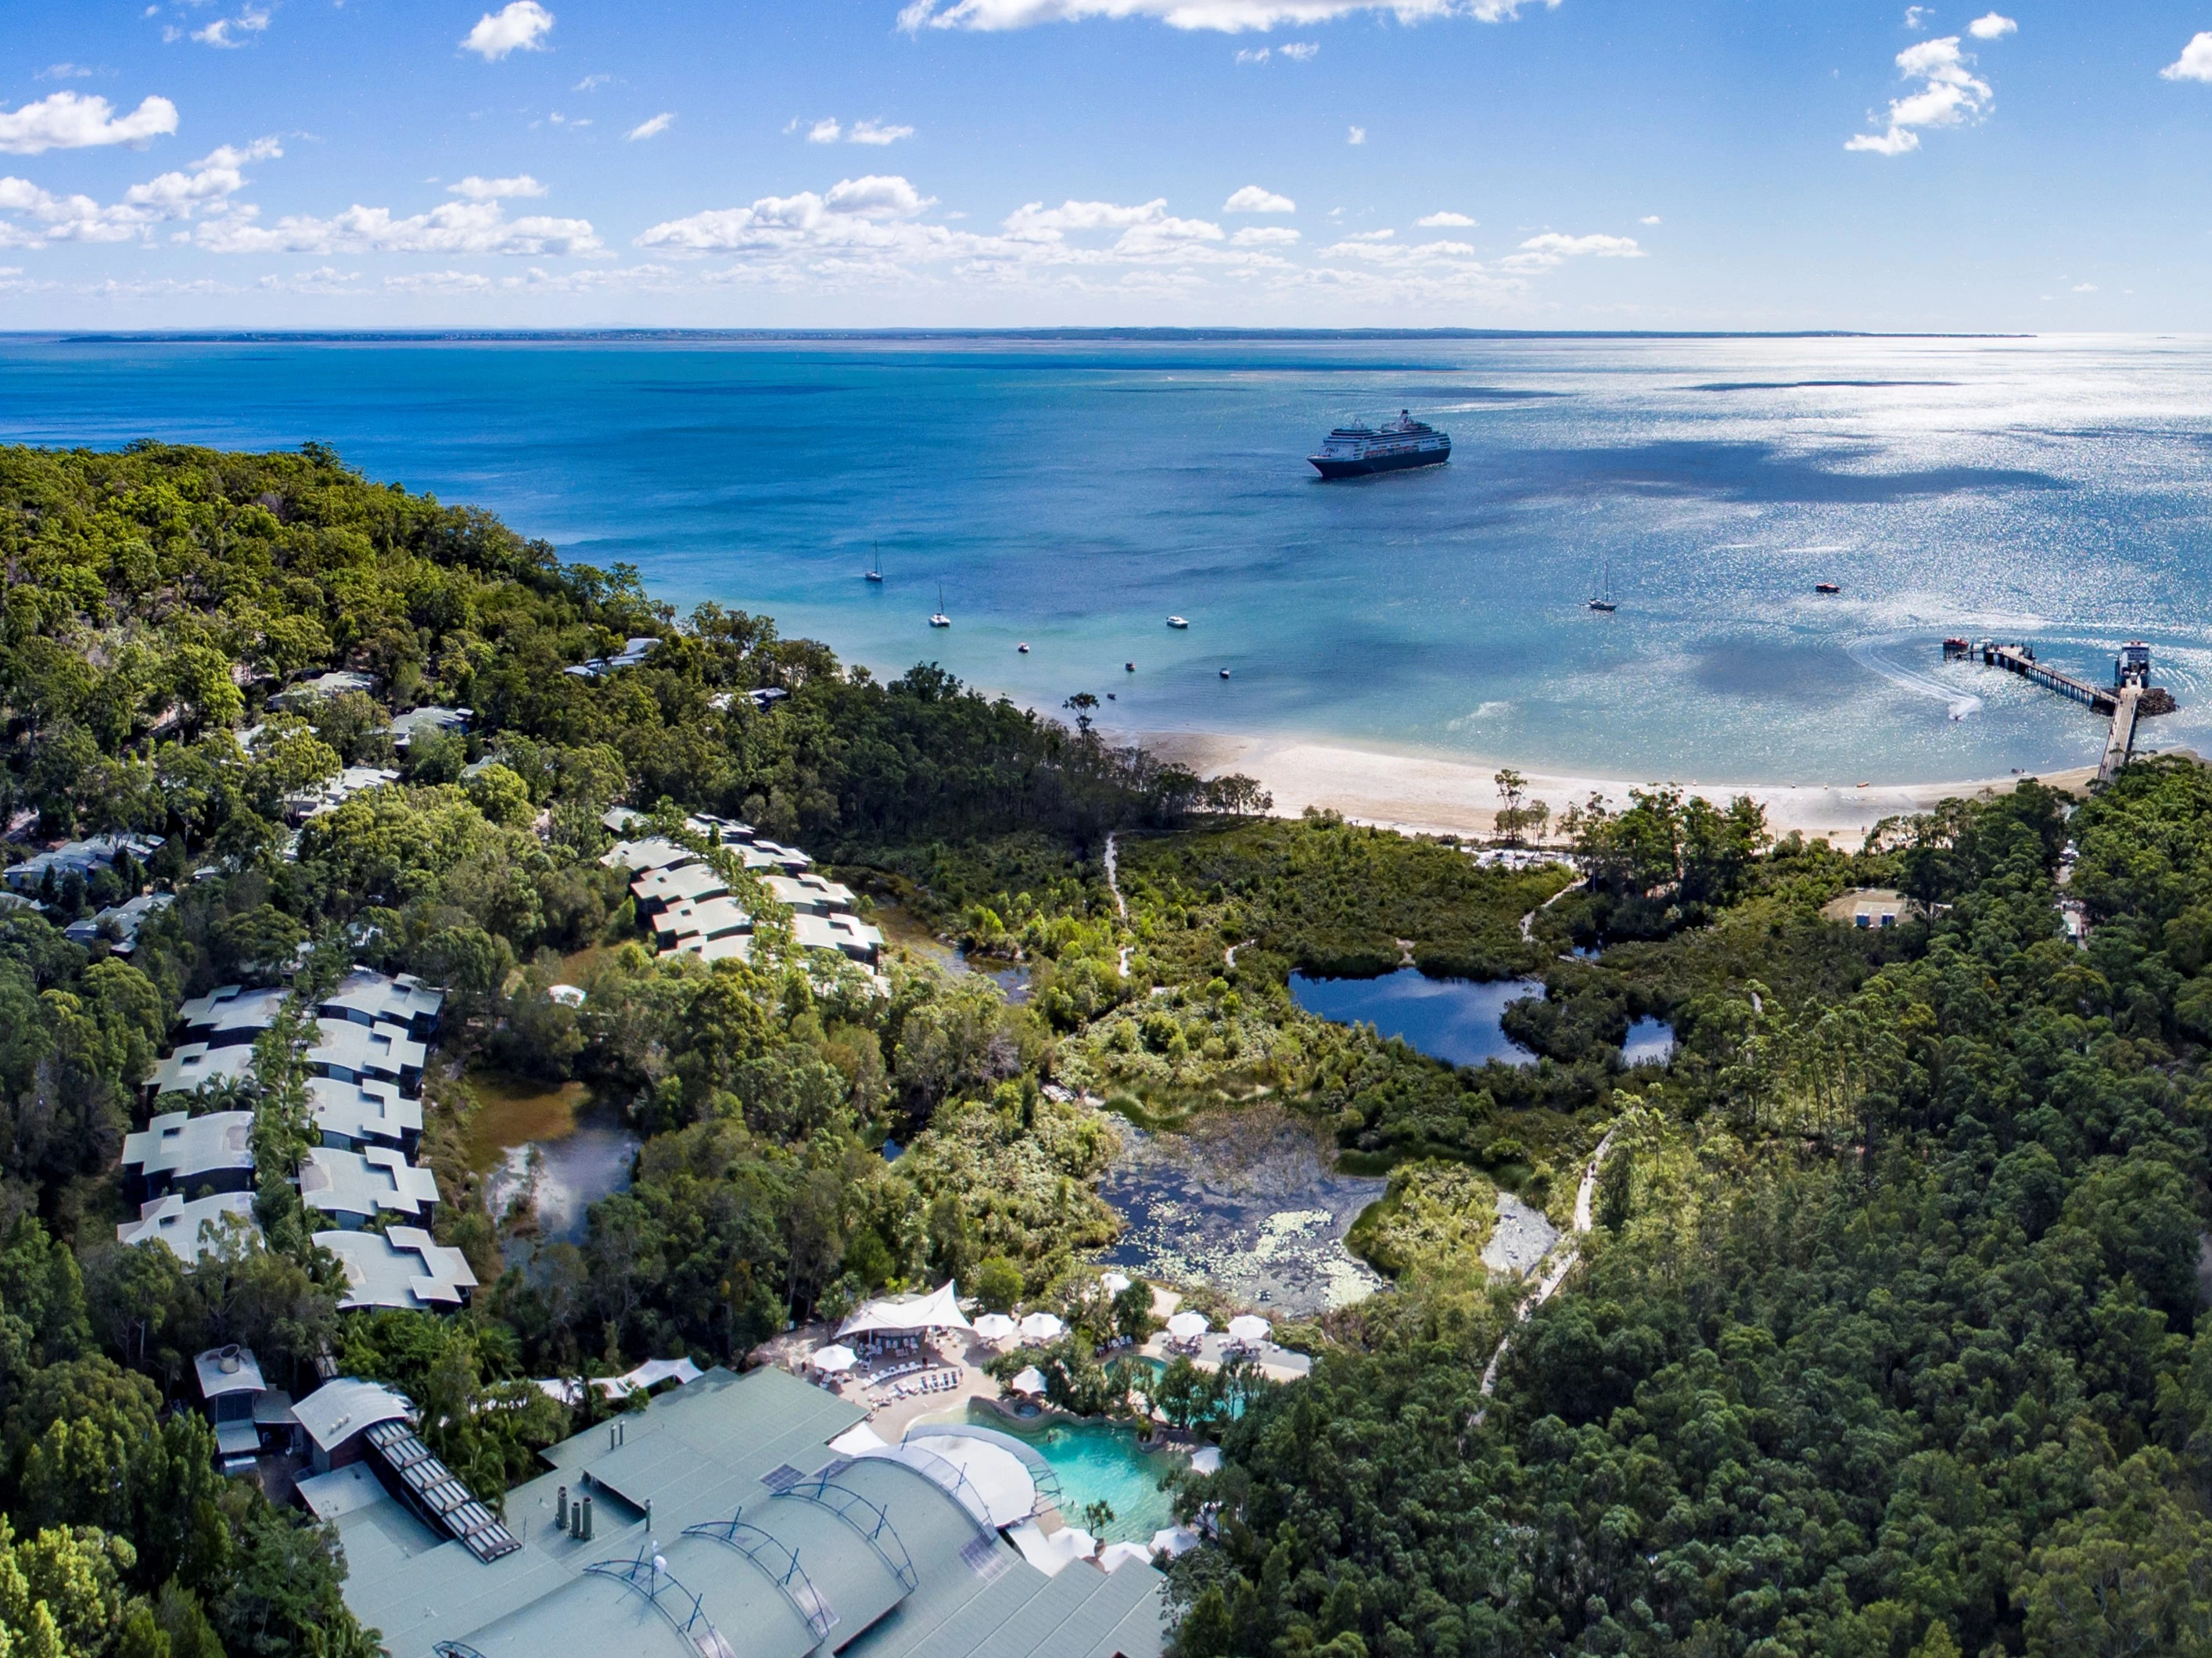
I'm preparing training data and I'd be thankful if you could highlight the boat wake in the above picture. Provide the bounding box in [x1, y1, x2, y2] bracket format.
[1851, 641, 1981, 720]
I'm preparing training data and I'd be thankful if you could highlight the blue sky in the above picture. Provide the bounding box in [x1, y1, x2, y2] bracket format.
[5, 1, 2212, 328]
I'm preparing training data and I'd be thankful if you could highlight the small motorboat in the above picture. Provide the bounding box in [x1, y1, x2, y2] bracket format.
[1107, 692, 1116, 700]
[1219, 667, 1232, 679]
[1167, 616, 1189, 629]
[1815, 582, 1840, 595]
[1017, 642, 1030, 653]
[1125, 661, 1135, 673]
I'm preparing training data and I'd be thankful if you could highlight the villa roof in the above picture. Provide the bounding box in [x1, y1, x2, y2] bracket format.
[308, 1016, 426, 1086]
[195, 1344, 268, 1401]
[671, 933, 753, 964]
[320, 966, 444, 1032]
[4, 834, 164, 889]
[599, 837, 698, 876]
[388, 705, 470, 747]
[651, 894, 753, 949]
[63, 890, 174, 953]
[271, 669, 378, 709]
[122, 1109, 256, 1180]
[792, 911, 883, 963]
[177, 982, 290, 1044]
[307, 1075, 422, 1147]
[318, 1226, 478, 1311]
[299, 1145, 440, 1221]
[630, 861, 731, 910]
[117, 1192, 261, 1263]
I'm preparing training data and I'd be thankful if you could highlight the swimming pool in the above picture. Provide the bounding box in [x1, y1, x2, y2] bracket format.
[910, 1402, 1180, 1541]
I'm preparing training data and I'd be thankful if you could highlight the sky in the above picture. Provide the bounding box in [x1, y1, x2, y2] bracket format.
[5, 1, 2212, 329]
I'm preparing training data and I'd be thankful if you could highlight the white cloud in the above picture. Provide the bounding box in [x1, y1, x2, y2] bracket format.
[1279, 40, 1318, 56]
[194, 197, 601, 256]
[1499, 231, 1643, 271]
[256, 266, 362, 294]
[1639, 214, 1661, 224]
[447, 174, 547, 199]
[1347, 124, 1366, 144]
[808, 118, 843, 143]
[1235, 45, 1269, 59]
[849, 119, 914, 145]
[1223, 185, 1295, 213]
[1416, 210, 1475, 227]
[462, 2, 554, 60]
[0, 92, 179, 156]
[2162, 31, 2212, 81]
[638, 174, 939, 252]
[37, 64, 95, 81]
[0, 137, 279, 246]
[192, 7, 271, 48]
[2071, 282, 2096, 292]
[1903, 5, 1927, 27]
[574, 74, 613, 91]
[626, 112, 675, 141]
[1847, 34, 1994, 154]
[898, 0, 1553, 31]
[1230, 225, 1298, 245]
[1966, 11, 2015, 38]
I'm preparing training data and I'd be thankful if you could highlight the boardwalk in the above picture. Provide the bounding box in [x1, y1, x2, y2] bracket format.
[1975, 641, 2146, 786]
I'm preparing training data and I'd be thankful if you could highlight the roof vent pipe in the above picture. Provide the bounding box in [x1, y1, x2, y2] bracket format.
[581, 1495, 593, 1541]
[557, 1486, 568, 1531]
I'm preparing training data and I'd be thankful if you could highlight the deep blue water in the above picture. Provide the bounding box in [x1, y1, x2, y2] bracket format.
[1289, 970, 1542, 1068]
[6, 332, 2212, 781]
[1621, 1016, 1676, 1066]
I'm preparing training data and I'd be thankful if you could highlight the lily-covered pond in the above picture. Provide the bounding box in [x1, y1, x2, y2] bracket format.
[1097, 1107, 1385, 1315]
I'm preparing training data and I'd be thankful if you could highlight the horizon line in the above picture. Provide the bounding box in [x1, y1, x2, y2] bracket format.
[13, 327, 2040, 346]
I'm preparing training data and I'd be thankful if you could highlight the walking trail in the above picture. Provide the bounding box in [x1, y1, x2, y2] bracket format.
[1104, 832, 1133, 977]
[1472, 1125, 1617, 1421]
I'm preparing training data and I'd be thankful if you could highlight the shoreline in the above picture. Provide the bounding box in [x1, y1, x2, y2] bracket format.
[1120, 727, 2103, 843]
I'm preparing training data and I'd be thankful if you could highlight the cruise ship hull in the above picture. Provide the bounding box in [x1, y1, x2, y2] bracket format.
[1309, 444, 1450, 479]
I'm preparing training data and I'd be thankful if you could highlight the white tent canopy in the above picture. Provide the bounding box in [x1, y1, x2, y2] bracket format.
[811, 1344, 857, 1373]
[1010, 1366, 1049, 1396]
[1100, 1272, 1133, 1295]
[972, 1312, 1016, 1341]
[1166, 1311, 1210, 1342]
[836, 1279, 972, 1338]
[1017, 1312, 1065, 1343]
[1226, 1315, 1271, 1344]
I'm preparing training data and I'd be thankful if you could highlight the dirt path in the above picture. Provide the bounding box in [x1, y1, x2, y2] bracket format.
[1473, 1125, 1617, 1417]
[1519, 874, 1586, 943]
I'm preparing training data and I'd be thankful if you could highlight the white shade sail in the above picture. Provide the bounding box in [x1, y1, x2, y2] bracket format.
[810, 1344, 856, 1372]
[1017, 1312, 1065, 1343]
[1166, 1311, 1210, 1341]
[1226, 1315, 1271, 1344]
[1010, 1365, 1049, 1395]
[972, 1312, 1016, 1340]
[836, 1279, 973, 1338]
[1100, 1272, 1133, 1295]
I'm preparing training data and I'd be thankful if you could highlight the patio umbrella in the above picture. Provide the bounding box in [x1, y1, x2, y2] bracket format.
[1010, 1365, 1049, 1396]
[972, 1312, 1016, 1342]
[811, 1344, 856, 1373]
[1166, 1311, 1210, 1343]
[1100, 1272, 1133, 1295]
[1017, 1312, 1065, 1343]
[1226, 1315, 1270, 1345]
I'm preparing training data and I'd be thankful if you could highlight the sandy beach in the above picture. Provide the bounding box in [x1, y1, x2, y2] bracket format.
[1127, 728, 2102, 845]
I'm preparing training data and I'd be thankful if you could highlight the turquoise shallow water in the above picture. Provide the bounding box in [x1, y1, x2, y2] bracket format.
[917, 1403, 1176, 1541]
[7, 332, 2212, 782]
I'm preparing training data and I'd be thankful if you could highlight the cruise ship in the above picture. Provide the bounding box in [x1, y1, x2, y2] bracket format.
[1308, 411, 1452, 478]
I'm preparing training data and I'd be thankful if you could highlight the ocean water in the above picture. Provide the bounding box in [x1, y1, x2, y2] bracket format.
[6, 331, 2212, 784]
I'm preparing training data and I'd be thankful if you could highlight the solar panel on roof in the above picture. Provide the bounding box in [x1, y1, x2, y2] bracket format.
[962, 1533, 1014, 1581]
[759, 1462, 804, 1491]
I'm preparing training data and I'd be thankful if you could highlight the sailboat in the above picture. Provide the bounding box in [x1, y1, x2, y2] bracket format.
[928, 582, 951, 628]
[864, 544, 884, 583]
[1587, 557, 1618, 613]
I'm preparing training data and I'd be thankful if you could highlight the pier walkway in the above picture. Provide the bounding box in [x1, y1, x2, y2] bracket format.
[1970, 641, 2146, 785]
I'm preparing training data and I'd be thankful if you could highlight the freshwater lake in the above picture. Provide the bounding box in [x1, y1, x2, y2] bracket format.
[7, 332, 2212, 785]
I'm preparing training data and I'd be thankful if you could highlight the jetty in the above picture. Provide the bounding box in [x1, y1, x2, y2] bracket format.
[1947, 639, 2157, 785]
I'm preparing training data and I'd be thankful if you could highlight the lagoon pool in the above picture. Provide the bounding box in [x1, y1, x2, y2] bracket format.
[1290, 971, 1542, 1068]
[911, 1403, 1178, 1542]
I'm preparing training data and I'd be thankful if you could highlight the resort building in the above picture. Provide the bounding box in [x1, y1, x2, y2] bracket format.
[117, 1191, 262, 1264]
[271, 669, 378, 709]
[64, 890, 174, 953]
[315, 1363, 1165, 1658]
[178, 982, 291, 1046]
[317, 1226, 479, 1312]
[763, 873, 860, 917]
[319, 967, 444, 1039]
[147, 1042, 260, 1100]
[195, 1344, 295, 1477]
[286, 765, 401, 822]
[630, 860, 732, 914]
[564, 637, 663, 680]
[308, 1074, 423, 1151]
[792, 911, 885, 967]
[5, 833, 164, 892]
[1820, 888, 1923, 929]
[388, 705, 470, 748]
[650, 894, 755, 953]
[299, 1144, 441, 1228]
[308, 1015, 428, 1095]
[121, 1109, 257, 1200]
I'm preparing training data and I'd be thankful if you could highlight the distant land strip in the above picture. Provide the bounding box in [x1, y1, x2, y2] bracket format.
[27, 327, 2036, 345]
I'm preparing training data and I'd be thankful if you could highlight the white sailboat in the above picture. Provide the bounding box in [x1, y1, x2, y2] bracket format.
[1588, 557, 1617, 613]
[929, 582, 951, 628]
